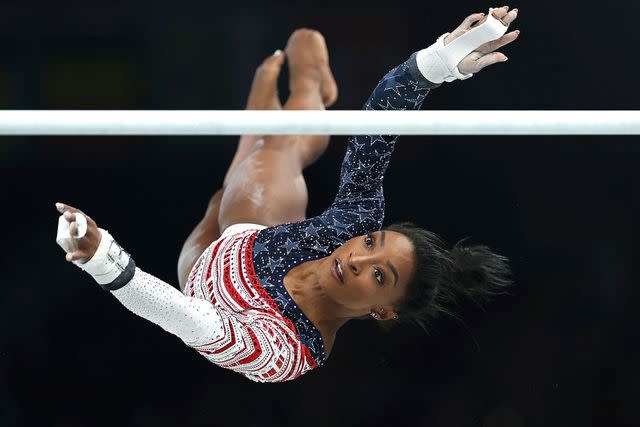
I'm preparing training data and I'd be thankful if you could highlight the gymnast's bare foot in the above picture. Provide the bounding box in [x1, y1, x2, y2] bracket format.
[285, 29, 338, 107]
[246, 50, 285, 110]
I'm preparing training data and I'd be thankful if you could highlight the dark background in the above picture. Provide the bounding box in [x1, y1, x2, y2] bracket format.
[1, 0, 639, 426]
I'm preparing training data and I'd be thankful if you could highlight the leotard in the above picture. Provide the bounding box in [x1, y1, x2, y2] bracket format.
[107, 53, 439, 382]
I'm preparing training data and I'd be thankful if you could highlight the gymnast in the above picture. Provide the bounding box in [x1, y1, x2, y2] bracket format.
[56, 6, 519, 382]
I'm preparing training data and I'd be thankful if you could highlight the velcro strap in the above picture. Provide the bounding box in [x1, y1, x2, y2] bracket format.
[100, 258, 136, 291]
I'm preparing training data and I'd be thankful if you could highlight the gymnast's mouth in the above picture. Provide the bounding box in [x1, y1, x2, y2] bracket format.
[332, 258, 344, 285]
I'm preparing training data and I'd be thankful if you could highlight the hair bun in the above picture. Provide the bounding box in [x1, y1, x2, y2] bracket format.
[383, 222, 512, 328]
[450, 242, 512, 300]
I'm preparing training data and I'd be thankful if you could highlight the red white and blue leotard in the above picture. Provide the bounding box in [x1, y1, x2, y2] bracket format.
[108, 53, 439, 382]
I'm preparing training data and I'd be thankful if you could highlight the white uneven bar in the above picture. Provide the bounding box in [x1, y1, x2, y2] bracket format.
[0, 110, 638, 135]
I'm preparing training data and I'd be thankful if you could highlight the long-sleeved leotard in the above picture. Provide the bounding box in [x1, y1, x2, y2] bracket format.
[106, 53, 440, 382]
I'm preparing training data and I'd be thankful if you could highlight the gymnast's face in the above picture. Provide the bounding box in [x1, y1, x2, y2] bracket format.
[319, 230, 415, 319]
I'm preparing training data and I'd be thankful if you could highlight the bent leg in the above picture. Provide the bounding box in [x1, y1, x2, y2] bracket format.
[178, 29, 339, 289]
[283, 28, 337, 167]
[224, 51, 285, 185]
[177, 52, 285, 290]
[218, 29, 337, 231]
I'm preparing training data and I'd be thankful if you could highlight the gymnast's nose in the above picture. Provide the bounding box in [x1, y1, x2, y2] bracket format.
[348, 252, 373, 276]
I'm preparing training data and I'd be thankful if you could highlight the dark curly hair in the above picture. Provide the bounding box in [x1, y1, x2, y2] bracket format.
[384, 222, 512, 328]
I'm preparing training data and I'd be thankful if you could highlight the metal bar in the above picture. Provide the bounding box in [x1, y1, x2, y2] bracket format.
[0, 110, 638, 135]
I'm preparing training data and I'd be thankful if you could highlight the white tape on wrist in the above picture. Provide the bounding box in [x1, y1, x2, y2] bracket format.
[416, 12, 509, 84]
[79, 228, 131, 285]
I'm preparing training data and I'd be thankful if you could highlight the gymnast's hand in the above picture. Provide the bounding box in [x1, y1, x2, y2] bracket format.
[55, 202, 101, 264]
[444, 6, 520, 74]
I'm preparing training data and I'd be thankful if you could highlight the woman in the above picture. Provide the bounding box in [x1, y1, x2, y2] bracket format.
[56, 6, 519, 382]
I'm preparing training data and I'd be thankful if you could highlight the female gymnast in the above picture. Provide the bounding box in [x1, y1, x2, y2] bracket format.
[56, 6, 519, 382]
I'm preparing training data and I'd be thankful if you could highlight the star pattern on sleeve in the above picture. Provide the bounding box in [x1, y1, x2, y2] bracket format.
[253, 241, 268, 255]
[331, 217, 350, 236]
[280, 238, 300, 255]
[266, 257, 283, 273]
[272, 225, 288, 236]
[383, 80, 406, 96]
[304, 223, 320, 237]
[406, 93, 428, 108]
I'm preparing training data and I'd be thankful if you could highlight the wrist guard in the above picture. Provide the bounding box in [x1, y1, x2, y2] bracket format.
[56, 214, 136, 291]
[416, 11, 508, 84]
[80, 228, 136, 291]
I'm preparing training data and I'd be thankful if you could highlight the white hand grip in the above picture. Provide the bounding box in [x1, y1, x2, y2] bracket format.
[56, 213, 87, 253]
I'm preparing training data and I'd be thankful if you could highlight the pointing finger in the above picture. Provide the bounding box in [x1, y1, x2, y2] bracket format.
[58, 203, 93, 224]
[57, 202, 78, 213]
[56, 202, 82, 215]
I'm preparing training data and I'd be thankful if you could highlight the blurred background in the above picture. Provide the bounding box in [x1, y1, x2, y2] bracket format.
[1, 0, 639, 426]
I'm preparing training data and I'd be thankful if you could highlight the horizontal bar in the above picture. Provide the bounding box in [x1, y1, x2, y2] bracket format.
[0, 110, 638, 135]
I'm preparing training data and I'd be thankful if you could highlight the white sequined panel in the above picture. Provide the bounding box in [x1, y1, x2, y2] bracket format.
[192, 309, 310, 382]
[113, 268, 225, 345]
[113, 263, 313, 382]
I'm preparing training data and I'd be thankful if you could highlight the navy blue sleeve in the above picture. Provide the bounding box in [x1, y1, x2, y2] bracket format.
[254, 54, 441, 274]
[320, 53, 440, 237]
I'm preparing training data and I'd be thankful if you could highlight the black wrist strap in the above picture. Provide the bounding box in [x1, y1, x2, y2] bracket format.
[101, 257, 136, 292]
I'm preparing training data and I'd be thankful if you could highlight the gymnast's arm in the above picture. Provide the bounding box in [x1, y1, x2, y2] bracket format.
[55, 203, 303, 382]
[327, 7, 519, 221]
[55, 203, 225, 345]
[329, 54, 440, 209]
[323, 53, 442, 229]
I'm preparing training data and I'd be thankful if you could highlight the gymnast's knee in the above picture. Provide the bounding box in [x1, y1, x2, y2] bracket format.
[299, 135, 330, 167]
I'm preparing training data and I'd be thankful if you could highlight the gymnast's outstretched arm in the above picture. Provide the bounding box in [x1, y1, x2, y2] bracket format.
[55, 203, 306, 382]
[324, 6, 519, 231]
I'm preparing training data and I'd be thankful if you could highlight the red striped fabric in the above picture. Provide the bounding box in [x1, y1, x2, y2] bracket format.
[184, 225, 316, 382]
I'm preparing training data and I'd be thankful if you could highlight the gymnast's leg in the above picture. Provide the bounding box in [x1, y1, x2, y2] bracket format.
[217, 28, 338, 231]
[176, 51, 286, 290]
[177, 29, 338, 290]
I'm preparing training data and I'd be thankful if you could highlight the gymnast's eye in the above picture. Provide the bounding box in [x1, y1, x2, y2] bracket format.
[364, 233, 374, 249]
[374, 267, 385, 285]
